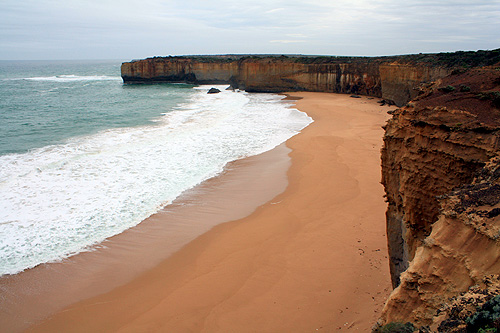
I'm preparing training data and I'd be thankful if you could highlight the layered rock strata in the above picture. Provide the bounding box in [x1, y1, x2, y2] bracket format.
[121, 50, 500, 107]
[378, 67, 500, 328]
[379, 63, 451, 107]
[122, 55, 487, 106]
[122, 57, 385, 99]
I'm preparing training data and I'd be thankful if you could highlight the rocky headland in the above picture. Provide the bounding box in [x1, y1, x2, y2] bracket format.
[121, 49, 500, 331]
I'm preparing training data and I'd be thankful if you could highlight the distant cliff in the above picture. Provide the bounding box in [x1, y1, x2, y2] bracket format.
[121, 56, 386, 100]
[124, 52, 500, 106]
[121, 51, 500, 107]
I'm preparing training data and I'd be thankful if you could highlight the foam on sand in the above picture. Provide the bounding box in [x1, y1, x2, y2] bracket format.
[0, 86, 312, 275]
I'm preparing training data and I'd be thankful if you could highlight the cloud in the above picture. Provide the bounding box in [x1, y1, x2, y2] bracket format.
[270, 40, 306, 44]
[265, 8, 285, 14]
[0, 0, 499, 59]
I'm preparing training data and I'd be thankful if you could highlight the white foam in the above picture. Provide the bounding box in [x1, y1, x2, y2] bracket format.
[22, 75, 122, 82]
[0, 86, 312, 275]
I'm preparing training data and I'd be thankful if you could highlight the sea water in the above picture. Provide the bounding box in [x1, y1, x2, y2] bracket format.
[0, 60, 312, 276]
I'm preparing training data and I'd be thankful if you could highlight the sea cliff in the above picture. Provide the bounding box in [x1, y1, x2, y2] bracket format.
[378, 64, 500, 330]
[123, 53, 494, 106]
[122, 56, 386, 99]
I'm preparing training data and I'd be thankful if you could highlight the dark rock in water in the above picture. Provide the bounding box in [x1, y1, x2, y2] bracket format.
[207, 87, 221, 94]
[350, 95, 361, 98]
[225, 85, 235, 91]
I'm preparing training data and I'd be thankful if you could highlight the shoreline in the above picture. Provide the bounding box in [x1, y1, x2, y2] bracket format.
[27, 92, 394, 332]
[1, 144, 292, 332]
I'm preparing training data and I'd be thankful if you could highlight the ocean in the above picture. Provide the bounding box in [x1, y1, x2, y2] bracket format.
[0, 60, 313, 276]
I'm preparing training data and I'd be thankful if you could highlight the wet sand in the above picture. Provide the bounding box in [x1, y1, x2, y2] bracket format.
[25, 92, 393, 332]
[1, 145, 291, 332]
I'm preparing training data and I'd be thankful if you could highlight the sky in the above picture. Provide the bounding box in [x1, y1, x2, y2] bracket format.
[1, 0, 499, 60]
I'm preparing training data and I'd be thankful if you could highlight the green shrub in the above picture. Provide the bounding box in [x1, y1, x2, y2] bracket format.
[460, 85, 471, 92]
[438, 85, 456, 93]
[478, 328, 496, 333]
[476, 91, 500, 108]
[466, 295, 500, 332]
[378, 322, 415, 333]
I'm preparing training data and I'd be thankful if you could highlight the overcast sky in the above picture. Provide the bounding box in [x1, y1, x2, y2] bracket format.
[1, 0, 499, 60]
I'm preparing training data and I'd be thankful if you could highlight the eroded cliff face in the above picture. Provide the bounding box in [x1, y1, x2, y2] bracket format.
[379, 157, 500, 329]
[122, 56, 459, 106]
[378, 67, 500, 329]
[381, 87, 499, 286]
[379, 63, 452, 107]
[122, 57, 385, 99]
[121, 59, 240, 84]
[121, 51, 499, 107]
[236, 60, 383, 96]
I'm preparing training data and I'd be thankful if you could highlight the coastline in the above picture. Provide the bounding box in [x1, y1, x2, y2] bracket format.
[1, 144, 291, 332]
[27, 92, 394, 332]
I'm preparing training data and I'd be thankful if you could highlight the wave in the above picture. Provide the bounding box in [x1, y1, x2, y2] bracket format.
[20, 75, 122, 82]
[0, 86, 312, 275]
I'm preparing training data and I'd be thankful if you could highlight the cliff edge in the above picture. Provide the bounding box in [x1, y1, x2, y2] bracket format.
[378, 64, 500, 330]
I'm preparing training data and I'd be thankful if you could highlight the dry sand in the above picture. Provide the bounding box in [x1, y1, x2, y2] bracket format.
[28, 92, 393, 332]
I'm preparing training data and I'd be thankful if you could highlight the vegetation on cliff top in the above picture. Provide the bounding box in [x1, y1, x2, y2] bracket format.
[466, 294, 500, 332]
[140, 48, 500, 68]
[396, 49, 500, 68]
[374, 322, 416, 333]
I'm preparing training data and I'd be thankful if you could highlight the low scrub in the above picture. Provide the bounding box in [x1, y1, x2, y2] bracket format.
[466, 295, 500, 332]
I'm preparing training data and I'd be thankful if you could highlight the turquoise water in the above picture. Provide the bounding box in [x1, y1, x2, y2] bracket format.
[0, 60, 313, 275]
[0, 60, 194, 155]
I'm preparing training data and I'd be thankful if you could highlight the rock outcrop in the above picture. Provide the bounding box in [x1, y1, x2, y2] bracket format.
[378, 66, 500, 329]
[207, 87, 221, 94]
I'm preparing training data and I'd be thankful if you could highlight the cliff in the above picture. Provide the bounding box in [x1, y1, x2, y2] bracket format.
[378, 66, 500, 330]
[379, 63, 451, 107]
[121, 50, 500, 107]
[122, 56, 385, 100]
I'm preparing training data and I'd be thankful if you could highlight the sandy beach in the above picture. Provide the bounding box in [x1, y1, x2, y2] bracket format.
[1, 144, 292, 332]
[26, 92, 393, 332]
